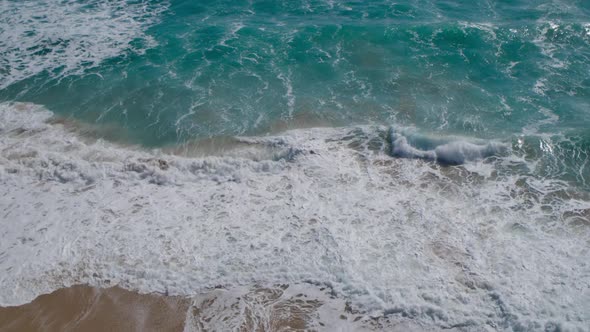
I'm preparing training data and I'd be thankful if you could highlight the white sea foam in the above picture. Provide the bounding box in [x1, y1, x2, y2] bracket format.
[277, 68, 295, 119]
[0, 102, 589, 331]
[181, 284, 445, 331]
[533, 21, 569, 71]
[0, 0, 167, 89]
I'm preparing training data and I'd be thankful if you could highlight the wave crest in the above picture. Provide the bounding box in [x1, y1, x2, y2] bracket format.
[389, 129, 508, 165]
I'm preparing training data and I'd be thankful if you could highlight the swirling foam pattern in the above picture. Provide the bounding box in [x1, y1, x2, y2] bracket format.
[0, 0, 167, 89]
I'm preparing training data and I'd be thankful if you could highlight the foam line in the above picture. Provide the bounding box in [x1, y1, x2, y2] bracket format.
[0, 103, 589, 330]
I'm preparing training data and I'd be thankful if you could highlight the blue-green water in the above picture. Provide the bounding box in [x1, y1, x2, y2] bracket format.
[2, 2, 590, 329]
[1, 0, 589, 188]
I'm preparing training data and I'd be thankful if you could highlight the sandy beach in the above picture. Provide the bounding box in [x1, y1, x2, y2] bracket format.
[0, 286, 190, 332]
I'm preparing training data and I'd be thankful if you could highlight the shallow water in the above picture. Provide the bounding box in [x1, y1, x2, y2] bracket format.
[0, 283, 451, 331]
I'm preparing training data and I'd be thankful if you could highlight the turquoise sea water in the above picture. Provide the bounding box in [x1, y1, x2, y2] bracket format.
[2, 0, 589, 189]
[1, 1, 590, 330]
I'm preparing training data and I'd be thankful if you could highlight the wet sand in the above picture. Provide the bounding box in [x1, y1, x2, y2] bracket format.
[0, 284, 451, 331]
[0, 285, 330, 332]
[0, 286, 190, 332]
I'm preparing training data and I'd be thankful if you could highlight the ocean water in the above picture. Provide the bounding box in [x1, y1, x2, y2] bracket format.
[1, 0, 590, 330]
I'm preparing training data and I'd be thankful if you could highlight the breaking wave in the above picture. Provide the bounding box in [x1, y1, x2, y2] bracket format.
[389, 128, 508, 165]
[1, 102, 589, 331]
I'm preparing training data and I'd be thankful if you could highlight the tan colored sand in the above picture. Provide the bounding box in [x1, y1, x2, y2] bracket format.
[0, 285, 190, 332]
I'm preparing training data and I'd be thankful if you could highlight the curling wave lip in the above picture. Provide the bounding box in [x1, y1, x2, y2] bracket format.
[388, 128, 508, 165]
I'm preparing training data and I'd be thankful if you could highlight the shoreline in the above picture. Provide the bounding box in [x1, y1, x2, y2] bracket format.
[0, 284, 449, 332]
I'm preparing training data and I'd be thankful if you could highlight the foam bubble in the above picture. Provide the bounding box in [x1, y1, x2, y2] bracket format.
[0, 0, 167, 89]
[0, 102, 589, 330]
